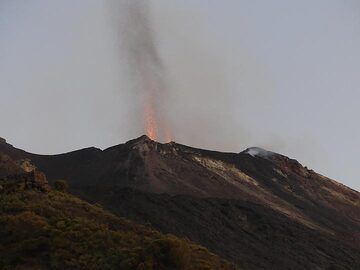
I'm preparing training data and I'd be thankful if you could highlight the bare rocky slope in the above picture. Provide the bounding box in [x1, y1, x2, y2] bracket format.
[0, 136, 359, 269]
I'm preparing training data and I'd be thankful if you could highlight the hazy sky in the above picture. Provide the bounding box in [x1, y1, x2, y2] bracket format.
[1, 0, 359, 190]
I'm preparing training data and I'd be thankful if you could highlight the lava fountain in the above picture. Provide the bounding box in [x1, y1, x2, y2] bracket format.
[144, 92, 158, 140]
[143, 84, 171, 142]
[121, 0, 172, 143]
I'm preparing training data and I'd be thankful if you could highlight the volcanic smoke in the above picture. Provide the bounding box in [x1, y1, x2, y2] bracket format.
[122, 0, 171, 142]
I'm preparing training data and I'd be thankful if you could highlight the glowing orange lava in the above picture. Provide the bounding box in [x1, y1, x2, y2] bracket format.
[144, 101, 172, 142]
[142, 80, 171, 142]
[144, 102, 158, 140]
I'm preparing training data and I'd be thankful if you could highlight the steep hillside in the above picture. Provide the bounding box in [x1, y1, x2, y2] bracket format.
[1, 136, 359, 269]
[90, 188, 359, 270]
[0, 153, 234, 270]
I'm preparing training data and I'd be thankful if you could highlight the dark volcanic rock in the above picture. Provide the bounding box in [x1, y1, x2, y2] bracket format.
[0, 152, 50, 192]
[97, 187, 359, 270]
[20, 170, 50, 192]
[1, 135, 359, 269]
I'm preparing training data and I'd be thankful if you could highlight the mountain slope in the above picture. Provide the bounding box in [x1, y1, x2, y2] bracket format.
[102, 188, 358, 269]
[0, 152, 234, 270]
[1, 136, 359, 269]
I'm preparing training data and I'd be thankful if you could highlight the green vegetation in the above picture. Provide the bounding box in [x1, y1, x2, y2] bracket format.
[0, 178, 235, 270]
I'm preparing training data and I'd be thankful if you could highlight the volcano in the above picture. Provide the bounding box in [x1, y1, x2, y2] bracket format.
[0, 135, 359, 269]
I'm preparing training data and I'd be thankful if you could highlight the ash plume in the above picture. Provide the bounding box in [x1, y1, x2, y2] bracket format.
[112, 0, 171, 142]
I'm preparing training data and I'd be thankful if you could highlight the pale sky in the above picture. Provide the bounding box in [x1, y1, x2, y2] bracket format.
[0, 0, 359, 190]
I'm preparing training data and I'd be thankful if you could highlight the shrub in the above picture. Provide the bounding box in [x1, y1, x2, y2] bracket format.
[54, 180, 69, 193]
